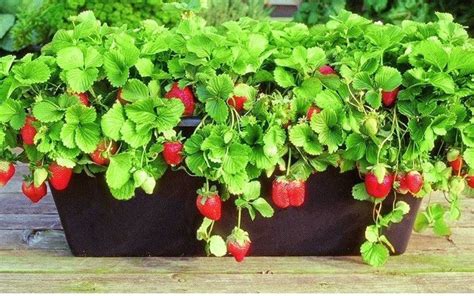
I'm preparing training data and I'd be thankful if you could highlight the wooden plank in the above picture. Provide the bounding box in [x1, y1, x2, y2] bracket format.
[0, 193, 57, 215]
[0, 230, 68, 250]
[0, 272, 472, 293]
[0, 248, 473, 275]
[0, 214, 61, 230]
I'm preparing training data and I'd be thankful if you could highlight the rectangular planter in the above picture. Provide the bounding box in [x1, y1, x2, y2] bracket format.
[51, 167, 421, 257]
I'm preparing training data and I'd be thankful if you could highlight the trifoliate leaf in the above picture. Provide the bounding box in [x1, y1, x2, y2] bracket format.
[428, 72, 455, 94]
[365, 90, 382, 109]
[360, 241, 389, 267]
[0, 98, 26, 130]
[104, 51, 129, 87]
[251, 198, 274, 218]
[60, 123, 77, 149]
[222, 169, 248, 194]
[65, 68, 98, 92]
[412, 39, 448, 71]
[294, 77, 322, 100]
[344, 133, 366, 160]
[352, 183, 371, 201]
[135, 58, 154, 77]
[274, 67, 295, 88]
[375, 66, 402, 91]
[122, 79, 149, 102]
[0, 55, 15, 77]
[464, 148, 474, 168]
[242, 181, 261, 200]
[207, 74, 234, 100]
[314, 90, 343, 111]
[106, 153, 133, 189]
[155, 98, 184, 132]
[311, 109, 344, 153]
[223, 143, 251, 173]
[74, 122, 100, 153]
[263, 126, 286, 157]
[65, 105, 96, 124]
[109, 180, 135, 201]
[101, 102, 125, 141]
[365, 225, 379, 243]
[84, 47, 102, 68]
[57, 47, 84, 70]
[353, 72, 373, 90]
[120, 120, 152, 148]
[125, 98, 156, 125]
[289, 123, 322, 156]
[205, 98, 228, 123]
[33, 100, 63, 123]
[13, 60, 50, 85]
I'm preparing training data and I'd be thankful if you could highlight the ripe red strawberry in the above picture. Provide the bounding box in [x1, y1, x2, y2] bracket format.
[364, 172, 394, 199]
[272, 179, 289, 209]
[116, 88, 128, 105]
[21, 116, 37, 145]
[163, 141, 183, 166]
[306, 105, 320, 121]
[395, 173, 409, 194]
[90, 140, 118, 166]
[74, 92, 90, 106]
[467, 175, 474, 189]
[0, 162, 15, 187]
[319, 65, 336, 75]
[272, 178, 306, 208]
[227, 228, 251, 262]
[287, 180, 306, 207]
[227, 95, 247, 112]
[48, 161, 73, 191]
[196, 193, 222, 221]
[405, 170, 423, 194]
[382, 87, 399, 107]
[449, 155, 463, 174]
[165, 82, 196, 117]
[22, 181, 47, 203]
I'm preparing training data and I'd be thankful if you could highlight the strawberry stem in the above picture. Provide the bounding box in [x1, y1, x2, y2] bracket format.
[286, 147, 291, 177]
[237, 207, 242, 229]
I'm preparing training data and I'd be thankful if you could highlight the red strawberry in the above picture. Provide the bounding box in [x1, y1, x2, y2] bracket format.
[306, 106, 320, 121]
[163, 141, 183, 166]
[21, 116, 37, 145]
[90, 140, 118, 166]
[0, 162, 15, 187]
[382, 87, 399, 107]
[287, 180, 306, 207]
[364, 172, 394, 199]
[405, 170, 423, 194]
[48, 161, 73, 191]
[116, 88, 128, 105]
[272, 179, 289, 209]
[22, 181, 47, 203]
[319, 65, 336, 75]
[227, 228, 251, 262]
[395, 173, 409, 194]
[165, 82, 196, 117]
[74, 92, 90, 106]
[467, 175, 474, 189]
[449, 156, 463, 174]
[196, 193, 222, 221]
[227, 95, 247, 112]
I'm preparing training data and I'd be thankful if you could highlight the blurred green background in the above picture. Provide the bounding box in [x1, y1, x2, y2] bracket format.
[0, 0, 472, 54]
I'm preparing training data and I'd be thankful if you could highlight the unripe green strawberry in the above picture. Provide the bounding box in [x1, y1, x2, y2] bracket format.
[363, 116, 378, 136]
[141, 176, 156, 194]
[449, 176, 465, 194]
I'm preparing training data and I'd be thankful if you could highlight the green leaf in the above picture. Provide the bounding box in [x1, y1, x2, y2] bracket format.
[242, 181, 261, 200]
[289, 123, 322, 156]
[223, 143, 251, 173]
[65, 105, 96, 124]
[106, 153, 133, 189]
[251, 198, 274, 218]
[60, 123, 77, 149]
[375, 66, 402, 91]
[344, 133, 366, 160]
[428, 72, 455, 94]
[414, 212, 430, 233]
[13, 60, 50, 85]
[155, 99, 185, 132]
[314, 90, 343, 111]
[311, 109, 344, 153]
[274, 67, 295, 88]
[207, 74, 234, 100]
[353, 72, 373, 90]
[104, 51, 129, 87]
[365, 90, 382, 109]
[74, 123, 100, 153]
[33, 101, 63, 123]
[205, 98, 228, 123]
[65, 68, 98, 92]
[33, 167, 48, 188]
[209, 235, 227, 257]
[0, 98, 25, 130]
[360, 241, 389, 267]
[120, 120, 152, 148]
[263, 126, 286, 157]
[122, 79, 149, 102]
[365, 225, 379, 243]
[57, 47, 84, 70]
[125, 98, 156, 126]
[0, 55, 15, 77]
[412, 40, 448, 71]
[352, 183, 371, 201]
[135, 58, 154, 77]
[101, 103, 125, 141]
[109, 180, 135, 201]
[464, 148, 474, 168]
[84, 47, 102, 68]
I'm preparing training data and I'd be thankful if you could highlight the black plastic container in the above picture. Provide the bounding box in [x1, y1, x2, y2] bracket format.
[51, 167, 421, 257]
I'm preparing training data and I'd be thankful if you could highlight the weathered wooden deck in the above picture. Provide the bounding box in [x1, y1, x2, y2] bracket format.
[0, 167, 473, 293]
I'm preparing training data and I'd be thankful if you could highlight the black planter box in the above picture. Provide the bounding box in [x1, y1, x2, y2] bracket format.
[51, 167, 421, 257]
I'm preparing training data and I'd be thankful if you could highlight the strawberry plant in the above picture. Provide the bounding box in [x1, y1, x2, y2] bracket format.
[0, 10, 473, 266]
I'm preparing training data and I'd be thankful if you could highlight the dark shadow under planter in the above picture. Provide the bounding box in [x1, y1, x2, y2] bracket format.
[51, 167, 421, 257]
